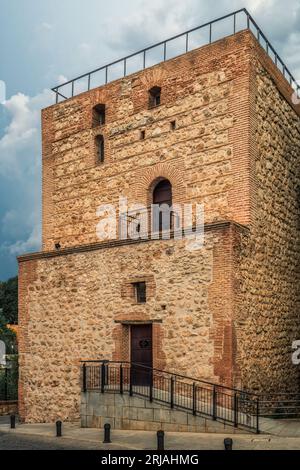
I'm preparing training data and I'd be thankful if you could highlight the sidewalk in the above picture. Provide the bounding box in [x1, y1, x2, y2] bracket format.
[1, 420, 300, 450]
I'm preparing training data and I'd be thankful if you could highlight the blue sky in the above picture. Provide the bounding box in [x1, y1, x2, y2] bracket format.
[0, 0, 299, 280]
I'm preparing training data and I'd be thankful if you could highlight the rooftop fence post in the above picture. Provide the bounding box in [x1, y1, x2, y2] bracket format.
[185, 33, 189, 53]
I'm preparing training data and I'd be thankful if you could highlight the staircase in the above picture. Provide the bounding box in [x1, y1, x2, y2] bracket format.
[81, 361, 261, 433]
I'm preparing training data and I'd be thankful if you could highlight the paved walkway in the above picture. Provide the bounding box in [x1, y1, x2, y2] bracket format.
[260, 417, 300, 437]
[1, 419, 300, 450]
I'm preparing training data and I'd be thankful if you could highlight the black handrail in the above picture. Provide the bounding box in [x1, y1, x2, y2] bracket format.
[81, 360, 260, 432]
[52, 8, 300, 103]
[80, 359, 256, 395]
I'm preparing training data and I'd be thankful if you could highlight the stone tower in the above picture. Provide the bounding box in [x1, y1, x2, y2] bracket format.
[18, 23, 300, 422]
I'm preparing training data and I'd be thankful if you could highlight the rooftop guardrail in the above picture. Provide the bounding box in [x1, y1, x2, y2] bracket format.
[52, 8, 300, 104]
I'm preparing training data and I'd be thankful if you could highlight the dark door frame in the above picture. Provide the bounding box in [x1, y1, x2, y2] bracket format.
[130, 323, 153, 386]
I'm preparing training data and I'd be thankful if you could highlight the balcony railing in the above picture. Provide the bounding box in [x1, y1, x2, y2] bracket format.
[52, 8, 300, 104]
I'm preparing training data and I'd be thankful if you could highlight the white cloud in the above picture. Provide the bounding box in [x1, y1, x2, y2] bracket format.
[41, 22, 53, 31]
[57, 75, 68, 85]
[0, 90, 52, 179]
[0, 89, 52, 257]
[5, 223, 41, 256]
[102, 0, 300, 85]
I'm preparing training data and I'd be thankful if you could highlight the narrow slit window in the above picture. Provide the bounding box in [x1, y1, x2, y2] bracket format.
[149, 86, 161, 108]
[170, 120, 176, 130]
[133, 282, 146, 303]
[140, 130, 145, 140]
[92, 104, 106, 127]
[96, 135, 104, 163]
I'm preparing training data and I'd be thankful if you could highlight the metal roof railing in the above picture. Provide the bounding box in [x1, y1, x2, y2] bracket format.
[52, 8, 300, 104]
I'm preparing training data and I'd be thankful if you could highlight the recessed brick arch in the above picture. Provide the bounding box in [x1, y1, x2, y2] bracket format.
[134, 162, 186, 207]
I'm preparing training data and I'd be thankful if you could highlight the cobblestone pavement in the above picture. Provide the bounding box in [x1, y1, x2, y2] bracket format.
[1, 418, 300, 450]
[0, 431, 104, 450]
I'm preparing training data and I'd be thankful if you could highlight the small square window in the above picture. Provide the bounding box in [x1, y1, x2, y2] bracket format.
[133, 282, 146, 303]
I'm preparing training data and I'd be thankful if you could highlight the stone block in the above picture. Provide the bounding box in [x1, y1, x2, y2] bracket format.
[94, 404, 108, 417]
[128, 419, 147, 431]
[115, 394, 129, 407]
[137, 408, 154, 421]
[129, 396, 147, 408]
[187, 413, 206, 427]
[80, 415, 87, 428]
[129, 407, 139, 420]
[114, 418, 122, 429]
[170, 410, 188, 425]
[153, 408, 171, 423]
[120, 418, 130, 429]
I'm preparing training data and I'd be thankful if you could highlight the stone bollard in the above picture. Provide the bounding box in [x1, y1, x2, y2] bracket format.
[56, 420, 62, 437]
[103, 423, 111, 443]
[10, 415, 16, 429]
[157, 430, 164, 450]
[224, 437, 233, 450]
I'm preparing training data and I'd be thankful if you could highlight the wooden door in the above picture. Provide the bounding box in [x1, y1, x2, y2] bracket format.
[131, 324, 152, 386]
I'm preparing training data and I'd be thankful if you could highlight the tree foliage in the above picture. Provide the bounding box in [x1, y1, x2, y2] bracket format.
[0, 276, 18, 324]
[0, 276, 18, 354]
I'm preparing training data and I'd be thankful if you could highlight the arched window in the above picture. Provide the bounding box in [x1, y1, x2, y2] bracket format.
[95, 135, 104, 163]
[92, 104, 105, 127]
[153, 179, 172, 206]
[152, 179, 172, 232]
[148, 86, 161, 108]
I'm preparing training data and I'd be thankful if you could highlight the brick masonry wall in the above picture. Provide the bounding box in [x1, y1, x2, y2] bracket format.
[18, 224, 241, 423]
[235, 66, 300, 393]
[41, 31, 256, 251]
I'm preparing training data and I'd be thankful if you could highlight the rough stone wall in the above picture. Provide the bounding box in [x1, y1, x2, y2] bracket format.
[236, 67, 300, 393]
[18, 28, 300, 423]
[42, 31, 255, 251]
[18, 224, 240, 423]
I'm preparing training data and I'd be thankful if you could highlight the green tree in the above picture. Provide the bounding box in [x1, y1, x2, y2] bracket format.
[0, 276, 18, 324]
[0, 315, 17, 354]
